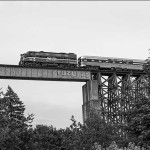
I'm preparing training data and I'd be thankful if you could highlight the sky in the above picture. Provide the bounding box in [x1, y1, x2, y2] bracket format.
[0, 1, 150, 129]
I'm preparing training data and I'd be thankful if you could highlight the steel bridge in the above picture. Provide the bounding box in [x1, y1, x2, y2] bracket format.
[0, 64, 148, 124]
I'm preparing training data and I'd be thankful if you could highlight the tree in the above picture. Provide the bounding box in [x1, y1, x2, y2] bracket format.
[0, 86, 34, 150]
[123, 60, 150, 147]
[84, 110, 122, 148]
[62, 112, 122, 150]
[32, 124, 63, 150]
[124, 97, 150, 147]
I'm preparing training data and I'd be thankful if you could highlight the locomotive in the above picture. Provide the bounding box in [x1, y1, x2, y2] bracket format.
[19, 51, 146, 71]
[19, 51, 77, 68]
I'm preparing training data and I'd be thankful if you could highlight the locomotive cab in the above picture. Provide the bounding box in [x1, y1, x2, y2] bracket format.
[19, 51, 36, 66]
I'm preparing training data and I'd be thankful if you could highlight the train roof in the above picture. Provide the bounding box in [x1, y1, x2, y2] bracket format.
[25, 51, 76, 55]
[79, 56, 146, 63]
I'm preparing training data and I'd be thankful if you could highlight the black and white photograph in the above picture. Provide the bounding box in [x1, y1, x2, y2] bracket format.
[0, 1, 150, 150]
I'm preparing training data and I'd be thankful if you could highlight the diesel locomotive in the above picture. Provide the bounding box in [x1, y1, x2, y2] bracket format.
[19, 51, 146, 71]
[19, 51, 77, 68]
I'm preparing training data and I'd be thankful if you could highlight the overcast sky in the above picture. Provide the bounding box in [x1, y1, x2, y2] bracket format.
[0, 1, 150, 129]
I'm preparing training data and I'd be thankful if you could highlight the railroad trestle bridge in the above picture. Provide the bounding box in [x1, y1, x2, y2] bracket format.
[0, 64, 148, 124]
[83, 71, 148, 125]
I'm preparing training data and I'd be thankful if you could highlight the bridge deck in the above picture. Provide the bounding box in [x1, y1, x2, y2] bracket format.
[0, 65, 91, 82]
[0, 64, 145, 82]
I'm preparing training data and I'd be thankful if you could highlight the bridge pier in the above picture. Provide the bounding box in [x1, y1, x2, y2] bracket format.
[82, 80, 101, 123]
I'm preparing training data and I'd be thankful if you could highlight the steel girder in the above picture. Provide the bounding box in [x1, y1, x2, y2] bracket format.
[95, 73, 148, 125]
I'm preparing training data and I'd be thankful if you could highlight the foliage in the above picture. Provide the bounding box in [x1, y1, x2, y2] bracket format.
[32, 124, 63, 149]
[121, 60, 150, 147]
[26, 114, 122, 150]
[61, 113, 122, 150]
[2, 85, 148, 149]
[120, 61, 150, 147]
[124, 97, 150, 147]
[0, 86, 34, 150]
[84, 111, 123, 148]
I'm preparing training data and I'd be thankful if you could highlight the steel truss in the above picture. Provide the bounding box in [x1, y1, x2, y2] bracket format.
[95, 73, 148, 125]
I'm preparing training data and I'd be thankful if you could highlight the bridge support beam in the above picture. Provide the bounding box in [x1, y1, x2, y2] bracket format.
[82, 80, 101, 123]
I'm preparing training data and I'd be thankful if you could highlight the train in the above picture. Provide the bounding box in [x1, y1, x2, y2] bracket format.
[19, 51, 77, 68]
[19, 51, 146, 71]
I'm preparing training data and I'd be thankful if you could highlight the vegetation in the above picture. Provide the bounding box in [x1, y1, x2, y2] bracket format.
[0, 86, 121, 150]
[122, 61, 150, 147]
[0, 86, 34, 150]
[1, 79, 150, 149]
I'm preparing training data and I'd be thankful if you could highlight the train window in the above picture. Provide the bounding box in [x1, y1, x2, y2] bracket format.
[132, 61, 144, 65]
